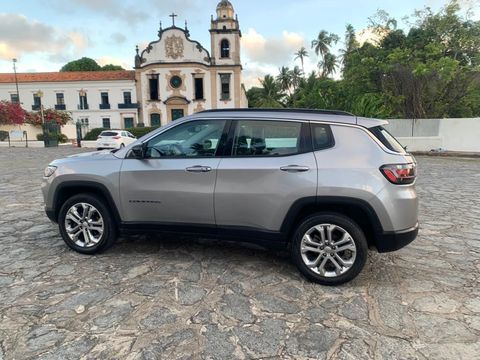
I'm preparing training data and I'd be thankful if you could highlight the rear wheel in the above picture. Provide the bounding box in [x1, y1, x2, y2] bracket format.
[58, 193, 117, 254]
[291, 213, 368, 285]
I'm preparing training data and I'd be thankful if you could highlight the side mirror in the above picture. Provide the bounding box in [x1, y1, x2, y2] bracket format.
[130, 144, 145, 159]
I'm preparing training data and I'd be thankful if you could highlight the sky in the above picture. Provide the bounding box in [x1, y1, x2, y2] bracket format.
[0, 0, 478, 88]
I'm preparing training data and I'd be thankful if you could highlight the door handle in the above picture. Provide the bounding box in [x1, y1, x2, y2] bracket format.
[186, 165, 212, 173]
[280, 165, 310, 172]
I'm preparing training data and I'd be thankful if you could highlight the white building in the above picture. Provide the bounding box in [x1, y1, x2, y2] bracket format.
[0, 71, 138, 130]
[0, 0, 247, 131]
[135, 0, 248, 126]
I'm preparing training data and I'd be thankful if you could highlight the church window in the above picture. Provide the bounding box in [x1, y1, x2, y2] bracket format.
[220, 73, 231, 101]
[148, 74, 159, 100]
[220, 39, 230, 58]
[194, 78, 204, 100]
[170, 75, 182, 89]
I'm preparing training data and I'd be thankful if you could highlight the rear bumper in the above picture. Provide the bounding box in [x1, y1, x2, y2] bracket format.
[375, 222, 418, 253]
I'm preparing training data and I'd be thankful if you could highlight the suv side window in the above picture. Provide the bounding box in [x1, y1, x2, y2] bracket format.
[232, 120, 305, 157]
[311, 123, 334, 150]
[145, 120, 227, 158]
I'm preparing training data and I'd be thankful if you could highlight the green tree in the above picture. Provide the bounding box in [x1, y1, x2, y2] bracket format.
[294, 47, 309, 73]
[60, 57, 102, 72]
[318, 53, 338, 78]
[101, 64, 125, 71]
[311, 30, 339, 59]
[277, 66, 292, 94]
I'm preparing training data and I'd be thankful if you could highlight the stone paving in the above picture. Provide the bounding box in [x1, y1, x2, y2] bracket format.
[0, 147, 479, 360]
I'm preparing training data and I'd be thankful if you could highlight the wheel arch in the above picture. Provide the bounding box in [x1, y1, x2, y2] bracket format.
[52, 181, 121, 225]
[281, 196, 384, 247]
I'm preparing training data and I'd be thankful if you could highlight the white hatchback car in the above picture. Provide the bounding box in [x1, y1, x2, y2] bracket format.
[96, 130, 136, 150]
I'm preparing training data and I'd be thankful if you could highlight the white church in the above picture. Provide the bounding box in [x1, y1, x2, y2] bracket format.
[0, 0, 247, 130]
[135, 0, 248, 125]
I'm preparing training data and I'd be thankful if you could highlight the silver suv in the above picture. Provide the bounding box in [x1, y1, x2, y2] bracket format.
[42, 109, 418, 285]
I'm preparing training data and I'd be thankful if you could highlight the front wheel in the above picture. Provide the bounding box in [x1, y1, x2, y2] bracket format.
[291, 213, 368, 285]
[58, 193, 117, 254]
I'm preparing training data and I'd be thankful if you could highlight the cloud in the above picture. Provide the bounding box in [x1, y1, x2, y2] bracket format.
[0, 13, 89, 62]
[96, 56, 132, 70]
[242, 28, 306, 66]
[111, 32, 127, 44]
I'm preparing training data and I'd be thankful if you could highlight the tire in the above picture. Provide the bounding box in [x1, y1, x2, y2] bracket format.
[58, 193, 117, 254]
[291, 212, 368, 285]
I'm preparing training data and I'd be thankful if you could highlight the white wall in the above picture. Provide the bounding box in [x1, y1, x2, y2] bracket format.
[386, 118, 480, 153]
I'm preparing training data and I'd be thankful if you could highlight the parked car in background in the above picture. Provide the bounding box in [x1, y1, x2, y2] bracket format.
[96, 130, 136, 150]
[42, 109, 418, 285]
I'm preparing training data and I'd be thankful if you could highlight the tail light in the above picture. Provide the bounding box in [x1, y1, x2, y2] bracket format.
[112, 136, 121, 139]
[380, 163, 416, 184]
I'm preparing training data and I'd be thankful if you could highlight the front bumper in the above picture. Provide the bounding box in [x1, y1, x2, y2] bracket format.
[375, 222, 419, 253]
[45, 206, 57, 223]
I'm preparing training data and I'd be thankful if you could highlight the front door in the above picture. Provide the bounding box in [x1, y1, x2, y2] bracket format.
[120, 119, 228, 224]
[171, 109, 184, 121]
[215, 119, 317, 232]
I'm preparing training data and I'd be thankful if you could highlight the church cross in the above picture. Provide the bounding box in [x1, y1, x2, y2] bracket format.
[169, 13, 178, 26]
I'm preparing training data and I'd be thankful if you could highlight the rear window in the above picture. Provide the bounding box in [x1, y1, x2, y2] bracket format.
[369, 126, 405, 153]
[100, 131, 119, 137]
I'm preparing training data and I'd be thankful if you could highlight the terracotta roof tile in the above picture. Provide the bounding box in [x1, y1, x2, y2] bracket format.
[0, 71, 135, 83]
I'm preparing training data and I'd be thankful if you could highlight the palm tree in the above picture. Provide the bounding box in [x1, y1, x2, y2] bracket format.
[276, 66, 292, 94]
[294, 47, 309, 73]
[291, 66, 303, 90]
[311, 30, 339, 59]
[318, 53, 338, 78]
[258, 75, 283, 108]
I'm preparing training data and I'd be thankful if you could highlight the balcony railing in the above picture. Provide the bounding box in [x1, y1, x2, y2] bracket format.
[55, 104, 66, 110]
[31, 105, 41, 111]
[99, 103, 111, 110]
[118, 102, 140, 109]
[77, 104, 89, 110]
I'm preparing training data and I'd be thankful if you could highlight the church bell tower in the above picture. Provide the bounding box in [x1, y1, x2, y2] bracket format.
[210, 0, 241, 65]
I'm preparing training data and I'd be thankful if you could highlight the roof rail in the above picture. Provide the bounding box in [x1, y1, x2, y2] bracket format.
[199, 108, 355, 116]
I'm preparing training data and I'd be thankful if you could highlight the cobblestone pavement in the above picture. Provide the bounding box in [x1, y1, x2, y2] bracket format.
[0, 147, 479, 360]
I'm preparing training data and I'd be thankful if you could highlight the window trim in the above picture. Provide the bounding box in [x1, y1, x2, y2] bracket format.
[221, 119, 312, 158]
[309, 123, 335, 151]
[141, 119, 232, 159]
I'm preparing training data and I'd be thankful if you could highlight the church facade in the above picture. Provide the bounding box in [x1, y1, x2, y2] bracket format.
[134, 0, 248, 126]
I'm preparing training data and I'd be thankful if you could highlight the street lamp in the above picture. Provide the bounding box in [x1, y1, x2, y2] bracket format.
[36, 90, 45, 124]
[12, 58, 20, 103]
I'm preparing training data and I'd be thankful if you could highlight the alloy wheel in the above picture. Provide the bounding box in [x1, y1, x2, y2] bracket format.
[64, 202, 104, 247]
[300, 223, 357, 277]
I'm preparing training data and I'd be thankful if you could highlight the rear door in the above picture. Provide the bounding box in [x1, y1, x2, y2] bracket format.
[119, 119, 228, 224]
[214, 119, 317, 232]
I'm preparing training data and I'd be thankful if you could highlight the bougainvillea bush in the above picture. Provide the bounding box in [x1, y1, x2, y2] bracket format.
[0, 101, 27, 125]
[0, 101, 72, 127]
[25, 108, 72, 127]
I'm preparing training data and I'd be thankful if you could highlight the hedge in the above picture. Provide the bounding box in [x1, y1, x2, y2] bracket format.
[83, 126, 160, 140]
[36, 133, 69, 143]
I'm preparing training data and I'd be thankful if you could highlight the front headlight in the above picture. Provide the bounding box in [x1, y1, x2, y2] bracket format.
[44, 165, 57, 177]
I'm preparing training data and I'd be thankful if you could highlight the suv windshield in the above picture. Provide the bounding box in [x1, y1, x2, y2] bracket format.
[369, 126, 405, 153]
[100, 131, 119, 137]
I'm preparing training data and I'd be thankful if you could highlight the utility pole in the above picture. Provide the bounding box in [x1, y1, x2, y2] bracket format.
[12, 58, 20, 103]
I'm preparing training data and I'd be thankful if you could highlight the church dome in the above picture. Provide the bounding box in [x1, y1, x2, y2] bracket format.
[216, 0, 234, 19]
[217, 1, 233, 10]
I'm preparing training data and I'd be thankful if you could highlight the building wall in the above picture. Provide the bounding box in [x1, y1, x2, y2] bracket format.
[385, 118, 480, 153]
[0, 79, 138, 131]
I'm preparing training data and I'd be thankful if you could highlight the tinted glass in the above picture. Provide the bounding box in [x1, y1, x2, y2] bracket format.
[232, 121, 302, 156]
[312, 124, 334, 150]
[146, 120, 226, 158]
[369, 126, 405, 153]
[100, 131, 118, 137]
